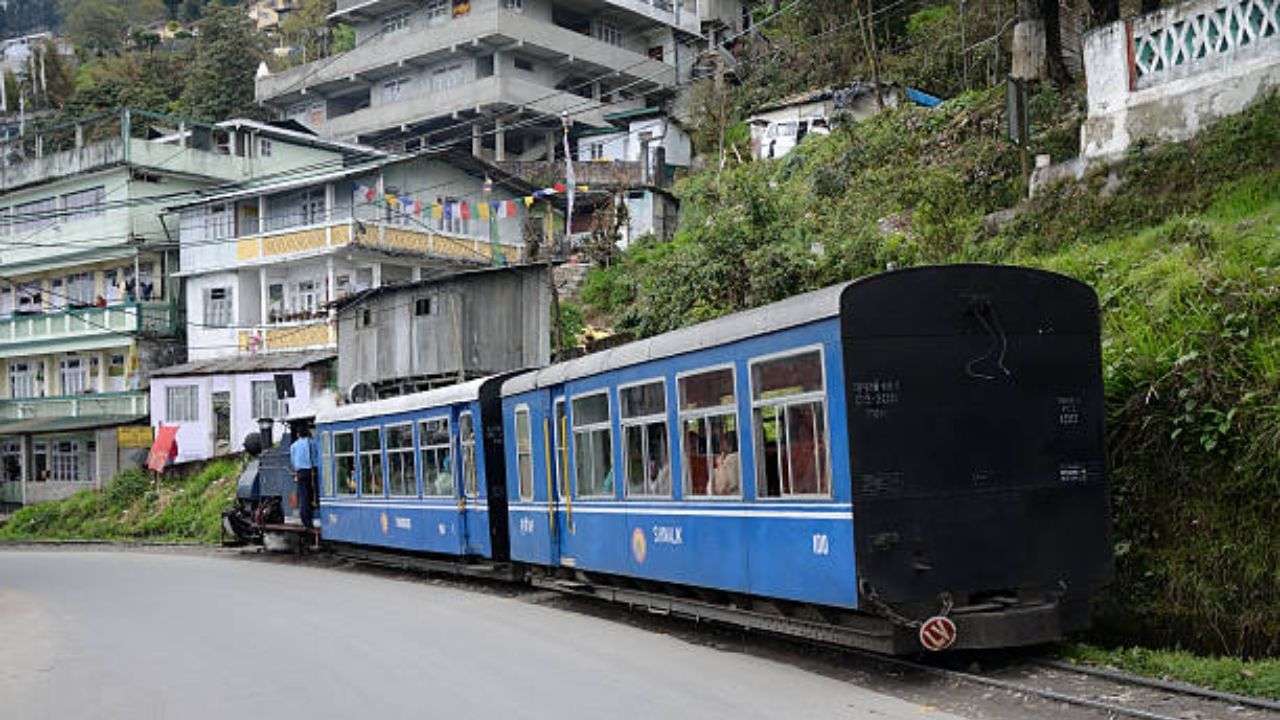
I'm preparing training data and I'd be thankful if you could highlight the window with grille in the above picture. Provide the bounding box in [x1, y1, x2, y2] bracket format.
[386, 424, 417, 496]
[67, 273, 94, 306]
[334, 431, 356, 495]
[62, 186, 106, 221]
[359, 427, 384, 496]
[14, 197, 57, 235]
[750, 349, 830, 498]
[382, 10, 411, 33]
[166, 385, 199, 423]
[419, 418, 454, 496]
[621, 380, 670, 497]
[678, 366, 740, 498]
[592, 20, 624, 47]
[60, 357, 88, 395]
[515, 406, 533, 500]
[204, 287, 233, 327]
[571, 393, 613, 498]
[251, 380, 284, 420]
[52, 441, 80, 482]
[8, 361, 34, 398]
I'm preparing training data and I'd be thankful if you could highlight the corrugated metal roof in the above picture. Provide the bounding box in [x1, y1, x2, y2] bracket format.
[150, 350, 336, 378]
[501, 281, 852, 396]
[0, 414, 147, 436]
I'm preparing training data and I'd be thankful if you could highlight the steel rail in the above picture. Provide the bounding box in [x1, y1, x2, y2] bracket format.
[1033, 658, 1280, 712]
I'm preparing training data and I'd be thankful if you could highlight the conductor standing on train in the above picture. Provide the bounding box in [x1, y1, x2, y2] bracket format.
[290, 420, 321, 538]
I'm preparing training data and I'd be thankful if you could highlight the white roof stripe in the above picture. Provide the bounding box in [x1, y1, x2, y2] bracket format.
[317, 377, 489, 425]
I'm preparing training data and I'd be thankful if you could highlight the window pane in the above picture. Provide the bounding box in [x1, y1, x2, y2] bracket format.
[359, 428, 383, 496]
[682, 418, 710, 496]
[679, 368, 735, 410]
[571, 393, 609, 425]
[755, 405, 788, 497]
[420, 418, 453, 497]
[620, 382, 665, 418]
[515, 408, 533, 500]
[320, 431, 333, 496]
[460, 413, 478, 497]
[709, 415, 740, 496]
[786, 401, 827, 495]
[386, 425, 415, 496]
[574, 428, 612, 497]
[624, 425, 645, 496]
[554, 400, 567, 498]
[752, 350, 823, 400]
[335, 431, 355, 496]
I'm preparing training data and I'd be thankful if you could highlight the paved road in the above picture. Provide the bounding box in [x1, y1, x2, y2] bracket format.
[0, 549, 969, 720]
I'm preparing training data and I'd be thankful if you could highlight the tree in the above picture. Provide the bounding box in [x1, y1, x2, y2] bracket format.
[280, 0, 335, 62]
[64, 0, 128, 55]
[178, 4, 265, 121]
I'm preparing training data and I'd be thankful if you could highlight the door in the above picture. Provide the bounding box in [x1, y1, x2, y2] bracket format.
[212, 392, 231, 456]
[457, 409, 479, 554]
[549, 391, 571, 564]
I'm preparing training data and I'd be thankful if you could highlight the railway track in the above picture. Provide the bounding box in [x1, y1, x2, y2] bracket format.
[865, 651, 1280, 720]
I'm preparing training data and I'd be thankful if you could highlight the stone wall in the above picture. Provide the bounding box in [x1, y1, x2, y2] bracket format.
[1081, 0, 1280, 161]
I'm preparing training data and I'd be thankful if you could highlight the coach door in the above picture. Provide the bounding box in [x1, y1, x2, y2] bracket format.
[550, 391, 571, 564]
[458, 409, 480, 555]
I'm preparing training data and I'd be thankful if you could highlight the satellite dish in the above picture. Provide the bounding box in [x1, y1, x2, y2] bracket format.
[348, 382, 376, 404]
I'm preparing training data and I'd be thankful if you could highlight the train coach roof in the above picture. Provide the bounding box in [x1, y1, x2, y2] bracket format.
[502, 280, 852, 396]
[316, 377, 490, 425]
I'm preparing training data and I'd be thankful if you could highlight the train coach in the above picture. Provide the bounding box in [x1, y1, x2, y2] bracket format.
[310, 264, 1112, 654]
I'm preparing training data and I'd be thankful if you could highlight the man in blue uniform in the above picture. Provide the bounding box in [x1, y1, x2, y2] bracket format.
[290, 421, 321, 539]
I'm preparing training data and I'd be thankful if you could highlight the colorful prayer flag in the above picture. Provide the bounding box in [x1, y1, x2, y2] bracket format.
[504, 200, 517, 217]
[478, 203, 490, 221]
[432, 202, 443, 220]
[413, 200, 423, 216]
[523, 196, 534, 207]
[553, 182, 567, 193]
[460, 202, 471, 221]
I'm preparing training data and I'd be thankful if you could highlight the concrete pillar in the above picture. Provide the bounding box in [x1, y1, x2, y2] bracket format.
[591, 82, 601, 100]
[259, 267, 269, 326]
[20, 433, 31, 503]
[412, 266, 422, 282]
[326, 257, 336, 304]
[546, 131, 556, 161]
[372, 263, 383, 289]
[493, 50, 503, 78]
[472, 124, 482, 157]
[495, 119, 506, 161]
[96, 351, 106, 392]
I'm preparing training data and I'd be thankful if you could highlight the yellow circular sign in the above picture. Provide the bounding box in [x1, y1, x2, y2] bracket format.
[631, 527, 647, 565]
[380, 512, 389, 535]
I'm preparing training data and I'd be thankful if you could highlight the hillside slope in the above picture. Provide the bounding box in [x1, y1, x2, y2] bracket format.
[584, 91, 1280, 657]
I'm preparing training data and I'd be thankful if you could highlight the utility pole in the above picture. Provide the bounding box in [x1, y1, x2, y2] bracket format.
[855, 0, 885, 109]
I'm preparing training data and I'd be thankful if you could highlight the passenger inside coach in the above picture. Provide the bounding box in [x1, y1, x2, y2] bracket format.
[711, 429, 740, 496]
[684, 428, 708, 495]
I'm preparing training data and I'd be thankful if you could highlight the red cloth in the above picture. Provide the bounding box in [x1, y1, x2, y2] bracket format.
[147, 425, 179, 473]
[460, 202, 471, 220]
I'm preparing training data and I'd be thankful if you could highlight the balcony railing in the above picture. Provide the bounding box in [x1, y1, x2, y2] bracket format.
[233, 220, 525, 266]
[238, 319, 335, 354]
[0, 303, 176, 348]
[1131, 0, 1279, 89]
[0, 391, 148, 421]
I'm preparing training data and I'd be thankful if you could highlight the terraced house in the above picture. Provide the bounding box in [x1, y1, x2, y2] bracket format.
[154, 146, 541, 463]
[255, 0, 747, 154]
[0, 111, 378, 506]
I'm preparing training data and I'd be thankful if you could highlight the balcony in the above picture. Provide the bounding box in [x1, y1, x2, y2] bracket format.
[0, 391, 148, 422]
[0, 303, 176, 359]
[320, 75, 641, 141]
[257, 9, 674, 109]
[232, 219, 525, 266]
[238, 319, 336, 354]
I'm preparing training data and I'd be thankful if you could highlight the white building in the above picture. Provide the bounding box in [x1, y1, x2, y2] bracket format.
[747, 83, 907, 160]
[255, 0, 746, 155]
[155, 143, 545, 461]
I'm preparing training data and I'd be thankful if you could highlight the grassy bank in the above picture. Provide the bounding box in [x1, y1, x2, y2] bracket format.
[0, 460, 240, 544]
[1057, 643, 1280, 699]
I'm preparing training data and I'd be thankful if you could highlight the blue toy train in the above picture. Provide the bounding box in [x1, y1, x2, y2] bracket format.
[227, 265, 1112, 654]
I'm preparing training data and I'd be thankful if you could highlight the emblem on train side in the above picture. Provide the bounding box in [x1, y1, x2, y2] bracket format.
[380, 512, 389, 535]
[631, 527, 647, 564]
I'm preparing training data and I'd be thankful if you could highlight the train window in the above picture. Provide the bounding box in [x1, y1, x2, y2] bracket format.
[515, 406, 534, 501]
[553, 398, 567, 498]
[419, 417, 454, 497]
[334, 431, 356, 496]
[459, 412, 479, 498]
[571, 392, 613, 498]
[359, 427, 385, 497]
[620, 380, 670, 497]
[319, 430, 333, 496]
[678, 367, 740, 498]
[386, 423, 417, 497]
[750, 349, 830, 497]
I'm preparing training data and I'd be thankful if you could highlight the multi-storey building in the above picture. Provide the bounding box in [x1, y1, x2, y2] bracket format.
[254, 0, 745, 155]
[0, 110, 378, 505]
[153, 147, 542, 463]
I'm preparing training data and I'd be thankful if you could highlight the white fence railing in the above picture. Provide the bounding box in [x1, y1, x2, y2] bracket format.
[1131, 0, 1279, 89]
